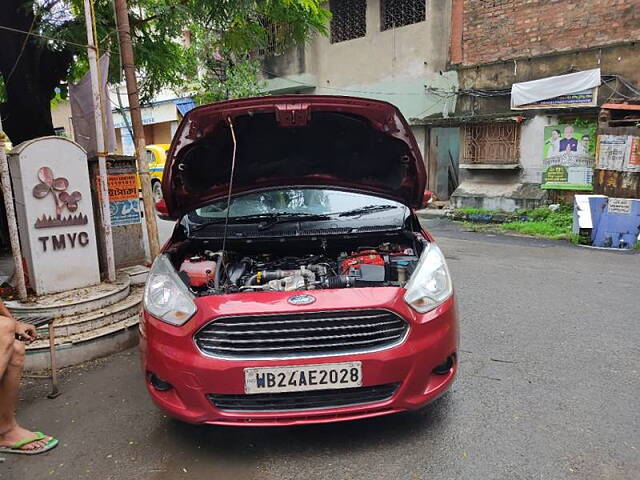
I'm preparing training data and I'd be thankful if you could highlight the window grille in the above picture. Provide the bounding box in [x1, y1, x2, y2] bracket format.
[257, 21, 292, 56]
[330, 0, 367, 43]
[462, 123, 520, 165]
[381, 0, 425, 30]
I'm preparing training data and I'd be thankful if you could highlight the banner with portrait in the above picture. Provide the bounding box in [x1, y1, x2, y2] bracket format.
[541, 123, 596, 190]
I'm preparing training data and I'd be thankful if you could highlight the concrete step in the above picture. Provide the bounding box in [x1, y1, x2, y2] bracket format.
[7, 271, 131, 318]
[25, 315, 140, 370]
[119, 265, 150, 285]
[29, 285, 143, 340]
[27, 311, 140, 351]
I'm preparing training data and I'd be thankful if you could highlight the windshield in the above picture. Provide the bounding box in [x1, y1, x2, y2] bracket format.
[189, 188, 402, 220]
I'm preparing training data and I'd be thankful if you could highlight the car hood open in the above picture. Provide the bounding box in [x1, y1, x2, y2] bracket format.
[162, 95, 426, 218]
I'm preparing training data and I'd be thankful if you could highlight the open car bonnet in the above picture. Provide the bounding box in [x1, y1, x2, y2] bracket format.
[162, 95, 426, 219]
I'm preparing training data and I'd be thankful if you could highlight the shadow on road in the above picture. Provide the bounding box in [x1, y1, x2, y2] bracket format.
[150, 394, 453, 479]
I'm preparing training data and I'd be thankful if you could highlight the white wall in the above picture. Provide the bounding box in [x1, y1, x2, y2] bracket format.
[264, 0, 457, 122]
[519, 114, 559, 184]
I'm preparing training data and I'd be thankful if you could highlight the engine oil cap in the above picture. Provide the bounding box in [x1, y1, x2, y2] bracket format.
[288, 294, 316, 306]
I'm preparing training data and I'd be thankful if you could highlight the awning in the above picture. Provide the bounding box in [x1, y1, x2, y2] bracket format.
[511, 69, 601, 109]
[176, 98, 197, 116]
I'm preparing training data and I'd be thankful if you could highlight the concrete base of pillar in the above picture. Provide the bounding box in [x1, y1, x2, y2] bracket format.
[450, 182, 548, 212]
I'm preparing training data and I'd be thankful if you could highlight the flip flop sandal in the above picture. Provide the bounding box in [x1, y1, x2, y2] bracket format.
[0, 432, 59, 455]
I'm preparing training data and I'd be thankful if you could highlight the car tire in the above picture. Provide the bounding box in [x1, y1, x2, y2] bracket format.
[152, 181, 163, 204]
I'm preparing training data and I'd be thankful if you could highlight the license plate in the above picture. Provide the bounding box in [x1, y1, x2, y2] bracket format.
[244, 362, 362, 394]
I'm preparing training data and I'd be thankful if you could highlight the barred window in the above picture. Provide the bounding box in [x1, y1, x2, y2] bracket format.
[330, 0, 367, 43]
[462, 123, 520, 165]
[381, 0, 425, 30]
[257, 21, 292, 57]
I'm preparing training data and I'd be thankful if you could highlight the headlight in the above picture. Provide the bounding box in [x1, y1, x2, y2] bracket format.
[403, 243, 453, 313]
[143, 254, 197, 326]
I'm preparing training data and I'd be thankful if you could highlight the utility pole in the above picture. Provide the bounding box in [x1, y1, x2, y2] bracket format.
[83, 0, 116, 282]
[0, 118, 28, 301]
[112, 0, 160, 259]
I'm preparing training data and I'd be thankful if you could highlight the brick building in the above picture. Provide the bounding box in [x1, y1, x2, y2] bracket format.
[454, 0, 640, 66]
[412, 0, 640, 210]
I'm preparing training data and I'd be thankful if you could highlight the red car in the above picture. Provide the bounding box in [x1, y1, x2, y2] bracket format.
[141, 95, 458, 426]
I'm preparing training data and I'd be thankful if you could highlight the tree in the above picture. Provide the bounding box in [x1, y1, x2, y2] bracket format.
[0, 0, 329, 144]
[0, 1, 74, 143]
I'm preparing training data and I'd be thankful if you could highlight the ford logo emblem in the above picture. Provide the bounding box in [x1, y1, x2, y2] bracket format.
[288, 294, 316, 306]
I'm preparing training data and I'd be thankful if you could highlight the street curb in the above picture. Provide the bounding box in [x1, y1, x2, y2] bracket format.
[416, 209, 450, 219]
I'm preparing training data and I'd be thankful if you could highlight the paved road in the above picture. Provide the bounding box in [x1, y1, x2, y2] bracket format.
[5, 220, 639, 480]
[141, 214, 175, 253]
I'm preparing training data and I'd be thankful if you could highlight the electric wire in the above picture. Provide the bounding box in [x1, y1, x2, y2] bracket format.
[0, 24, 117, 55]
[3, 22, 640, 103]
[4, 15, 38, 85]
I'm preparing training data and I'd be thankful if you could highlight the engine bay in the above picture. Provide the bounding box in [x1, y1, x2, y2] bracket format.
[171, 235, 425, 296]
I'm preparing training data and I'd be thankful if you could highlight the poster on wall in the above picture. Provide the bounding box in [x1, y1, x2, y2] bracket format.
[624, 136, 640, 173]
[541, 123, 596, 190]
[109, 198, 141, 226]
[596, 135, 629, 171]
[596, 135, 640, 173]
[97, 173, 141, 226]
[517, 89, 598, 110]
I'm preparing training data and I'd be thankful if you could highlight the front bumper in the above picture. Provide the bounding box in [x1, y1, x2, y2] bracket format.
[140, 287, 458, 426]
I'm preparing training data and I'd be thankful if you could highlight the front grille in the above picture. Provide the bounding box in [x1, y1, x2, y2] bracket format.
[194, 309, 408, 359]
[208, 383, 399, 412]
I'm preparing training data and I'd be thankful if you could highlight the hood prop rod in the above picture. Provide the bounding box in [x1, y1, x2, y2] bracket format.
[219, 116, 238, 289]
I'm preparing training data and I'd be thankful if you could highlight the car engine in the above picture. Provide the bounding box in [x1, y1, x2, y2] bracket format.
[178, 243, 419, 295]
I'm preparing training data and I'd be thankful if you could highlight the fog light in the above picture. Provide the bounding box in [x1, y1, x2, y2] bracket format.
[432, 355, 455, 375]
[148, 372, 173, 391]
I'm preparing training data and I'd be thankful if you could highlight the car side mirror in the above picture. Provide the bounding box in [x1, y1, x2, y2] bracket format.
[421, 190, 434, 209]
[155, 199, 171, 220]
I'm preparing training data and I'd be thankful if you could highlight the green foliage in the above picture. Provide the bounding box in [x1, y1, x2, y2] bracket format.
[184, 0, 330, 104]
[500, 206, 573, 240]
[183, 0, 329, 55]
[193, 59, 266, 104]
[453, 207, 496, 216]
[500, 221, 572, 240]
[515, 204, 572, 220]
[453, 205, 575, 241]
[8, 0, 329, 110]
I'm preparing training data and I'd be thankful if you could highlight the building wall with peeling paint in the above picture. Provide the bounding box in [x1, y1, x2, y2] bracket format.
[261, 0, 458, 129]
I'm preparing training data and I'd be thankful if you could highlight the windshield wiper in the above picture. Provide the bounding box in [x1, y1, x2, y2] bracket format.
[334, 204, 400, 217]
[188, 212, 330, 233]
[256, 213, 332, 231]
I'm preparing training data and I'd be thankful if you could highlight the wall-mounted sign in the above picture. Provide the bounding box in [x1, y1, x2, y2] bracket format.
[541, 123, 596, 190]
[96, 173, 141, 227]
[596, 135, 640, 173]
[607, 198, 632, 214]
[512, 69, 601, 110]
[516, 88, 598, 110]
[630, 137, 640, 172]
[112, 100, 178, 128]
[8, 137, 100, 295]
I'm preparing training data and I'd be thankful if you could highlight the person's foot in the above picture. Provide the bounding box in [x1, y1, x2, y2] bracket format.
[0, 425, 52, 451]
